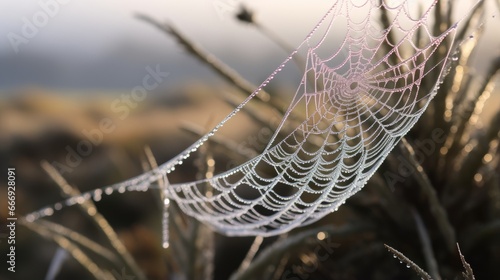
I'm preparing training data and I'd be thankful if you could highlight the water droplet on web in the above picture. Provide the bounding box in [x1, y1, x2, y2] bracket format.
[44, 208, 54, 216]
[452, 56, 458, 61]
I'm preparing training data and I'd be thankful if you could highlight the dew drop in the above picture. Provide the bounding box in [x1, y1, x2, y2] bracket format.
[76, 196, 86, 204]
[44, 208, 54, 216]
[66, 198, 76, 206]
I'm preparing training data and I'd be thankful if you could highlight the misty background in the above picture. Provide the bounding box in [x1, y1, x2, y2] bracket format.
[1, 0, 498, 93]
[0, 0, 333, 92]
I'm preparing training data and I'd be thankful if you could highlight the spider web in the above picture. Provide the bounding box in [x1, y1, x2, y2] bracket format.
[26, 0, 476, 244]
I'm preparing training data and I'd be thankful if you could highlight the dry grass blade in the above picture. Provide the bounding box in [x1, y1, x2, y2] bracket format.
[412, 208, 441, 280]
[180, 121, 259, 159]
[379, 3, 398, 68]
[21, 220, 112, 280]
[456, 1, 484, 43]
[136, 14, 270, 103]
[399, 139, 456, 253]
[431, 0, 450, 132]
[36, 219, 119, 264]
[186, 136, 215, 280]
[447, 57, 500, 159]
[143, 145, 165, 200]
[46, 248, 69, 280]
[271, 253, 290, 280]
[236, 236, 264, 274]
[147, 146, 217, 279]
[236, 5, 317, 91]
[457, 244, 475, 280]
[450, 110, 500, 189]
[235, 5, 300, 67]
[143, 146, 189, 245]
[463, 219, 500, 251]
[222, 92, 278, 129]
[230, 224, 368, 280]
[40, 161, 146, 280]
[384, 244, 432, 280]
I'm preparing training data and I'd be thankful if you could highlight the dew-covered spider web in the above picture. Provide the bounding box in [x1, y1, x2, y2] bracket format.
[26, 0, 478, 247]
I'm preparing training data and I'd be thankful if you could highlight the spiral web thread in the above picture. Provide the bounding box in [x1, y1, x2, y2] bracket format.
[26, 0, 474, 245]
